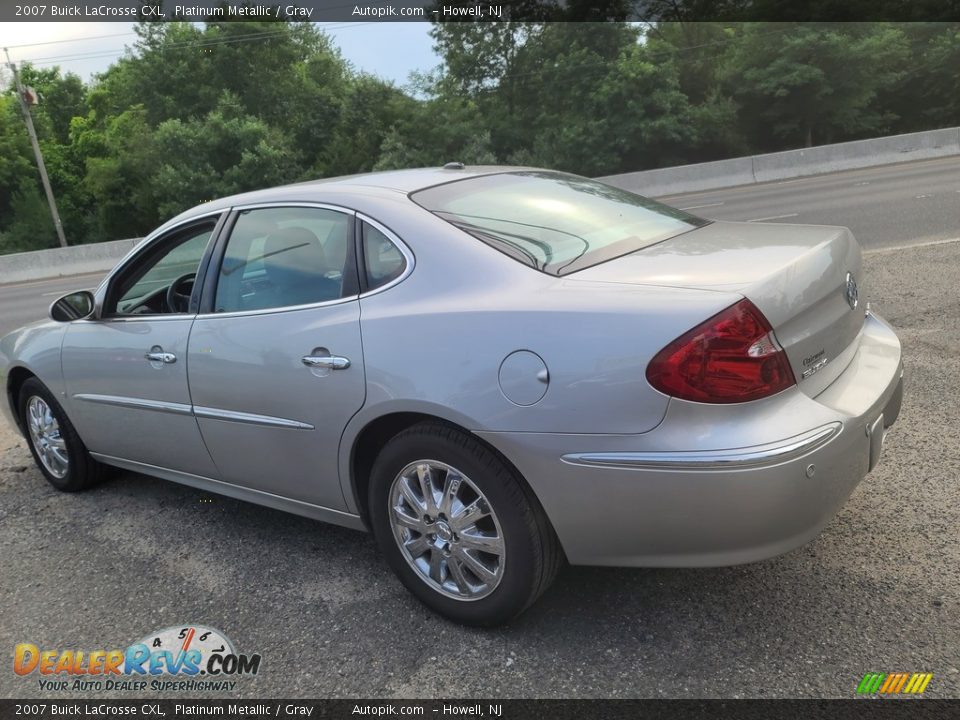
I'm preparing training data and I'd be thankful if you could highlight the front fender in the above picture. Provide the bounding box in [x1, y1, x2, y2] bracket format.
[1, 321, 69, 435]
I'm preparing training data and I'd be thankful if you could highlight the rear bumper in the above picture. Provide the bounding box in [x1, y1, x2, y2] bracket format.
[479, 312, 903, 567]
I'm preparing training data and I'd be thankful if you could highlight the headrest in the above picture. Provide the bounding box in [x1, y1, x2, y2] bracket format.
[263, 227, 326, 274]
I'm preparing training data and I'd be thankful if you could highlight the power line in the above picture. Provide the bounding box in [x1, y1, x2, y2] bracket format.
[27, 27, 294, 63]
[2, 18, 377, 52]
[21, 22, 379, 68]
[3, 31, 138, 50]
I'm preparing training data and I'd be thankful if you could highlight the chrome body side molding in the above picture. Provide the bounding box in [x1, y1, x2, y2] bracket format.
[73, 394, 313, 430]
[73, 393, 193, 416]
[193, 406, 314, 430]
[561, 423, 842, 471]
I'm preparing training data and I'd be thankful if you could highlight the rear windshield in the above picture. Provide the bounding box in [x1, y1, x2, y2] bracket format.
[412, 171, 709, 276]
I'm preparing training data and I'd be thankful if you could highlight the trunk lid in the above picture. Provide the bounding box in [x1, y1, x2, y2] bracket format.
[574, 221, 865, 396]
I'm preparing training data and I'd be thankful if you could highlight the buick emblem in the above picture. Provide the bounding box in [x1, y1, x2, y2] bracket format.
[845, 272, 859, 310]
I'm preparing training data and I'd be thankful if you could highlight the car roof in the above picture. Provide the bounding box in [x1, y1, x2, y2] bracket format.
[166, 165, 538, 223]
[154, 165, 548, 234]
[293, 165, 536, 193]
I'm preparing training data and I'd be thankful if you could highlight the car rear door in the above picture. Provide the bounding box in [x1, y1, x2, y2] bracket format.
[61, 215, 224, 478]
[186, 204, 366, 511]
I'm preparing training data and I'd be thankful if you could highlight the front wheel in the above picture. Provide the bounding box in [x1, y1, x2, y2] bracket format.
[369, 422, 563, 626]
[19, 377, 104, 492]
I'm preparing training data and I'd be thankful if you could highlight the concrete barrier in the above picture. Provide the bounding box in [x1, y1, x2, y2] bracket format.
[600, 126, 960, 197]
[752, 126, 960, 182]
[599, 156, 756, 198]
[0, 238, 140, 285]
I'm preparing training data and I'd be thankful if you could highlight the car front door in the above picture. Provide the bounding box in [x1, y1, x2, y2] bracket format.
[61, 214, 224, 478]
[186, 205, 366, 511]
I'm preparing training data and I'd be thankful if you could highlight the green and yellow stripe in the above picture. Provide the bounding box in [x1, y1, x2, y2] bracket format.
[857, 672, 933, 694]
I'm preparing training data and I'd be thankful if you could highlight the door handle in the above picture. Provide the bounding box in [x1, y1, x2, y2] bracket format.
[145, 350, 177, 364]
[301, 355, 350, 370]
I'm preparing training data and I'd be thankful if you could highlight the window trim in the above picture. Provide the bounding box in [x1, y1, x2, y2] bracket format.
[355, 212, 415, 298]
[197, 201, 361, 318]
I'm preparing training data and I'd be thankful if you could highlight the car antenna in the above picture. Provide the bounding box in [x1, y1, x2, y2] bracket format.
[443, 162, 465, 170]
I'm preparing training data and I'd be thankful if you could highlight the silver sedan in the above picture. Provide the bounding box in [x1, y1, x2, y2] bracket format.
[0, 167, 903, 625]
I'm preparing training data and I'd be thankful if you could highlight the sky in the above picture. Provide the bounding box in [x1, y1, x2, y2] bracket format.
[0, 22, 438, 90]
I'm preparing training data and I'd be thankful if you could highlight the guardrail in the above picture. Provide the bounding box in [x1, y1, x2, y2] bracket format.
[598, 126, 960, 197]
[2, 125, 959, 285]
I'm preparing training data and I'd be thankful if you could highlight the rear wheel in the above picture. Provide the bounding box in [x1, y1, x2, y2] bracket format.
[369, 422, 563, 626]
[19, 377, 104, 492]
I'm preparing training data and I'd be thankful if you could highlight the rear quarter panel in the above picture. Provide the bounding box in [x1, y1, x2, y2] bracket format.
[351, 205, 741, 436]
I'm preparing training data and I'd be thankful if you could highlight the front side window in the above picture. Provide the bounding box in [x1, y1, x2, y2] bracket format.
[412, 171, 709, 276]
[213, 207, 352, 313]
[107, 221, 217, 315]
[361, 221, 406, 291]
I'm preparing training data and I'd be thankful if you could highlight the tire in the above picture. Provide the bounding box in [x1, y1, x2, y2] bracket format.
[369, 421, 563, 626]
[19, 377, 104, 492]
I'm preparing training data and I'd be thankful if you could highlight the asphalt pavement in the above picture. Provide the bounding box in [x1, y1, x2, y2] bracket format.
[0, 271, 105, 339]
[0, 158, 958, 699]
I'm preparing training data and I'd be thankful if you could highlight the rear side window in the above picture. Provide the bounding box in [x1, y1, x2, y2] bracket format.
[412, 171, 709, 276]
[214, 207, 352, 313]
[361, 221, 406, 291]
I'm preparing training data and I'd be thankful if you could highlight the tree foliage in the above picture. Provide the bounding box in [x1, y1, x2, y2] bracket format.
[720, 23, 910, 148]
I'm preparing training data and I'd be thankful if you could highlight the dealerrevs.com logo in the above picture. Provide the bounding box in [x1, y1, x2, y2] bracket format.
[13, 625, 261, 692]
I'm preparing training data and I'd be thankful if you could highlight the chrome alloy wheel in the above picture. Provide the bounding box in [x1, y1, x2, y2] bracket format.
[26, 396, 69, 479]
[389, 460, 505, 600]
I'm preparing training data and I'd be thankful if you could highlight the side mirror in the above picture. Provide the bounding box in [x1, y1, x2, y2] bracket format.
[49, 291, 95, 322]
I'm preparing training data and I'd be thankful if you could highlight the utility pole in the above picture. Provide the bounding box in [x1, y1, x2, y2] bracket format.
[4, 48, 68, 248]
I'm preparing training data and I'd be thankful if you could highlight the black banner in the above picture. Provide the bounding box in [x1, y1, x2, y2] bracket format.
[2, 0, 959, 23]
[1, 700, 958, 720]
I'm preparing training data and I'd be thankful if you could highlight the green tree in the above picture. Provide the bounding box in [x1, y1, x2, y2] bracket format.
[426, 22, 704, 175]
[0, 95, 36, 223]
[922, 25, 960, 126]
[427, 23, 633, 172]
[721, 23, 910, 148]
[86, 21, 353, 171]
[82, 106, 161, 239]
[0, 67, 90, 249]
[16, 65, 88, 144]
[641, 22, 754, 160]
[149, 96, 298, 218]
[373, 97, 498, 171]
[324, 75, 419, 176]
[2, 185, 56, 253]
[880, 23, 960, 132]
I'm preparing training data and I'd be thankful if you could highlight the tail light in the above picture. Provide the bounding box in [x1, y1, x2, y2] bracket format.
[646, 299, 796, 403]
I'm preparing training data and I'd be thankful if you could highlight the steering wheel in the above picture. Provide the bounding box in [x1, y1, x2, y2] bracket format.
[166, 273, 197, 314]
